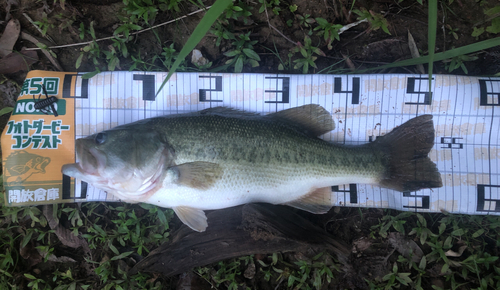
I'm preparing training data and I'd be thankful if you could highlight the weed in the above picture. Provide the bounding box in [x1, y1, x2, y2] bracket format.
[446, 24, 460, 40]
[289, 36, 325, 74]
[313, 18, 342, 50]
[211, 21, 235, 47]
[353, 8, 391, 35]
[442, 54, 478, 74]
[224, 32, 261, 73]
[296, 14, 316, 31]
[370, 211, 413, 238]
[258, 0, 281, 15]
[33, 13, 54, 37]
[223, 1, 253, 24]
[472, 5, 500, 37]
[160, 43, 185, 70]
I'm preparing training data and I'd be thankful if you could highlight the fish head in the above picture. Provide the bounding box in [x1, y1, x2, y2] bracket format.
[62, 127, 172, 201]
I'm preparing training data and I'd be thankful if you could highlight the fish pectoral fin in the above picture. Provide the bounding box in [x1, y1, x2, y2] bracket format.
[173, 206, 208, 232]
[174, 162, 223, 190]
[284, 186, 333, 214]
[269, 104, 335, 137]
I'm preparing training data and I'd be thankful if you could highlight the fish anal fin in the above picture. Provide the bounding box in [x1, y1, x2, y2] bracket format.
[174, 162, 223, 190]
[284, 186, 332, 214]
[269, 104, 335, 137]
[173, 206, 208, 232]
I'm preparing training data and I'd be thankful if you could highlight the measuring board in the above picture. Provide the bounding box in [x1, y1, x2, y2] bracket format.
[2, 70, 499, 215]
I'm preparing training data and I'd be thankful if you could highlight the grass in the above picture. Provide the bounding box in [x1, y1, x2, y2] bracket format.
[2, 0, 500, 289]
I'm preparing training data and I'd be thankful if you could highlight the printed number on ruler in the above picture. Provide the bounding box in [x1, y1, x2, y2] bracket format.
[199, 76, 223, 102]
[479, 79, 500, 106]
[477, 185, 500, 212]
[405, 77, 433, 105]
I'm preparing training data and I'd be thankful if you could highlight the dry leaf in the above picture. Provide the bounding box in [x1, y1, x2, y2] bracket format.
[445, 245, 467, 257]
[0, 49, 38, 74]
[19, 240, 43, 268]
[21, 32, 64, 71]
[0, 19, 21, 57]
[5, 0, 20, 19]
[342, 53, 356, 72]
[42, 205, 91, 254]
[407, 30, 425, 74]
[388, 232, 424, 263]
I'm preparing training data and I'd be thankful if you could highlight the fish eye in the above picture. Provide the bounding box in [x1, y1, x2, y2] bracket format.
[95, 133, 107, 145]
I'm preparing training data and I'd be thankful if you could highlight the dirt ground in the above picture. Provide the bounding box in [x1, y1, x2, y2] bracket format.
[1, 0, 500, 289]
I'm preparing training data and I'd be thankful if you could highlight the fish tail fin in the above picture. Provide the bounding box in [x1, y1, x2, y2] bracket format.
[374, 115, 442, 192]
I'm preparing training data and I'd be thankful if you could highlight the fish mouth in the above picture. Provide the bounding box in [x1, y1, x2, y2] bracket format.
[73, 140, 107, 176]
[61, 141, 107, 181]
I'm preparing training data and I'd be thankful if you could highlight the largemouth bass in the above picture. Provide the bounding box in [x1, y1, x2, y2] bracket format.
[62, 105, 442, 232]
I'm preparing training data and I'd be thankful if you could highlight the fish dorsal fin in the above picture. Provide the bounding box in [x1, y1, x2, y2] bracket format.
[269, 104, 335, 137]
[174, 162, 223, 190]
[284, 186, 333, 214]
[173, 206, 208, 232]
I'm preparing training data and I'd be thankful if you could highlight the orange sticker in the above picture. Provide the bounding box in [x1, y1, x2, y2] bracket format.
[2, 71, 77, 206]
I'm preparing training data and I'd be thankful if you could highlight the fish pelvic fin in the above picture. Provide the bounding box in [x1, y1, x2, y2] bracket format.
[173, 161, 223, 190]
[173, 206, 208, 232]
[284, 186, 332, 214]
[374, 115, 443, 192]
[269, 104, 335, 137]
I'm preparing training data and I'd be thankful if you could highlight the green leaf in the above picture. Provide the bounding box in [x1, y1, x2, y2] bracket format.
[24, 273, 36, 280]
[472, 228, 485, 238]
[451, 228, 465, 236]
[114, 25, 128, 36]
[21, 230, 33, 248]
[419, 255, 427, 270]
[397, 273, 412, 285]
[75, 54, 84, 69]
[248, 59, 260, 67]
[234, 55, 244, 73]
[89, 21, 96, 39]
[485, 6, 500, 16]
[420, 229, 428, 245]
[439, 222, 446, 235]
[82, 69, 100, 79]
[315, 17, 328, 26]
[157, 209, 167, 224]
[441, 263, 449, 274]
[224, 50, 240, 57]
[242, 48, 261, 61]
[108, 56, 119, 71]
[82, 45, 92, 52]
[109, 243, 119, 255]
[156, 0, 233, 96]
[68, 282, 77, 290]
[0, 107, 14, 116]
[486, 18, 500, 34]
[111, 251, 134, 261]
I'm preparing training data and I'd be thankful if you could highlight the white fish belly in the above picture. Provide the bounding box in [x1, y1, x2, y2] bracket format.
[145, 163, 378, 210]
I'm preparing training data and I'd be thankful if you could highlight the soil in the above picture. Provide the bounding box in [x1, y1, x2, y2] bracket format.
[1, 0, 499, 289]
